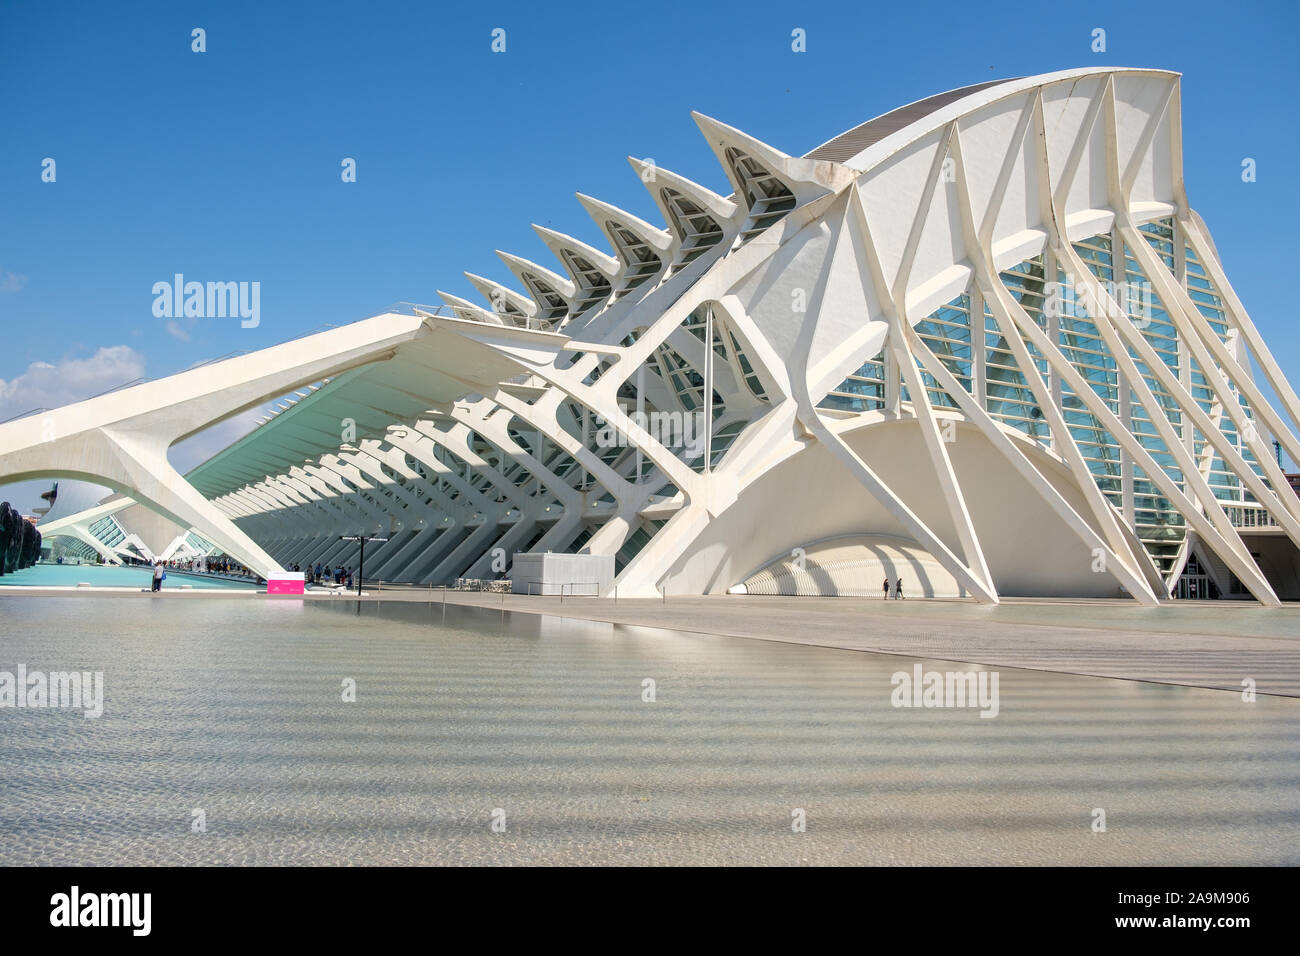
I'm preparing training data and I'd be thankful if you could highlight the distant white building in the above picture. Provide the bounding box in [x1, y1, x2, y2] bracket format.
[4, 68, 1299, 603]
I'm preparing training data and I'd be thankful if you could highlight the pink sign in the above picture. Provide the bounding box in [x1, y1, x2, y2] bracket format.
[267, 573, 305, 595]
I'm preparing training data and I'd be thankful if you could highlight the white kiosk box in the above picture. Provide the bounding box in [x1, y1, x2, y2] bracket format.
[511, 553, 614, 597]
[267, 572, 305, 595]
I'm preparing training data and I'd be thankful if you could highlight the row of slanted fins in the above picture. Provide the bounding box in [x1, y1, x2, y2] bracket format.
[253, 381, 327, 427]
[432, 113, 847, 332]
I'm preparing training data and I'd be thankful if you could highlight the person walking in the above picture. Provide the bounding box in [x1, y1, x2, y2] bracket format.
[894, 577, 904, 600]
[151, 561, 164, 592]
[882, 577, 890, 600]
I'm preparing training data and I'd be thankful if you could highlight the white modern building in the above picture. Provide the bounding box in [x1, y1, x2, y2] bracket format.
[5, 67, 1300, 603]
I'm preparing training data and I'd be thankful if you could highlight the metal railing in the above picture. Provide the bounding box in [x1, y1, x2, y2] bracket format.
[1223, 504, 1282, 529]
[383, 302, 458, 318]
[524, 580, 601, 601]
[451, 578, 511, 592]
[85, 377, 148, 400]
[183, 349, 250, 371]
[0, 406, 51, 424]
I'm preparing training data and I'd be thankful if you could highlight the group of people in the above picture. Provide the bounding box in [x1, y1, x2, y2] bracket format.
[202, 558, 249, 576]
[133, 556, 250, 576]
[184, 557, 249, 576]
[143, 557, 354, 591]
[882, 577, 906, 600]
[143, 555, 260, 591]
[302, 563, 354, 589]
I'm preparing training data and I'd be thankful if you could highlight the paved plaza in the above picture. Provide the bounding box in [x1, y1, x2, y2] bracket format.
[9, 584, 1298, 697]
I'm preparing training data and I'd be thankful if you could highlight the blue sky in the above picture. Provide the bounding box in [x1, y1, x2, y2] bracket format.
[2, 0, 1299, 511]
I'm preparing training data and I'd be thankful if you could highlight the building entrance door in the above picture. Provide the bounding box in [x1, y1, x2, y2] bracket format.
[1174, 554, 1214, 600]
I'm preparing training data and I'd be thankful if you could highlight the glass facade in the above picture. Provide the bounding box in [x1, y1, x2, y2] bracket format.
[820, 217, 1268, 574]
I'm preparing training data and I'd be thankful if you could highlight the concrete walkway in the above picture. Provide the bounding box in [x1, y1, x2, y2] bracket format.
[6, 585, 1299, 697]
[352, 590, 1300, 699]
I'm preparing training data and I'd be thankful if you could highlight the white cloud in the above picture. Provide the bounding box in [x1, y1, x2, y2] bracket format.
[0, 346, 147, 422]
[165, 319, 191, 342]
[0, 343, 266, 473]
[0, 271, 26, 293]
[0, 347, 145, 516]
[0, 347, 268, 511]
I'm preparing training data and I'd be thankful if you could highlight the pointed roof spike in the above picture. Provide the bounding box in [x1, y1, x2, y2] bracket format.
[574, 193, 673, 253]
[692, 111, 793, 162]
[626, 156, 739, 224]
[435, 290, 507, 326]
[693, 111, 789, 208]
[494, 250, 577, 301]
[530, 224, 620, 280]
[690, 111, 853, 204]
[464, 272, 536, 318]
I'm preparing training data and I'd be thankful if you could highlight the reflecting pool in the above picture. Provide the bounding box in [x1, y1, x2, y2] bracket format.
[0, 596, 1296, 865]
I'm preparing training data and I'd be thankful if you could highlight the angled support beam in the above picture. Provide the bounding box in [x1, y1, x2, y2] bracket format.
[884, 125, 996, 598]
[1170, 221, 1300, 489]
[950, 96, 1164, 599]
[794, 190, 998, 603]
[908, 326, 1161, 604]
[1003, 253, 1280, 605]
[1113, 218, 1300, 552]
[1179, 216, 1300, 444]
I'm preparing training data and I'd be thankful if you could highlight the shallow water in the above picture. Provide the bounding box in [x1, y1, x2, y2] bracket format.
[0, 596, 1297, 865]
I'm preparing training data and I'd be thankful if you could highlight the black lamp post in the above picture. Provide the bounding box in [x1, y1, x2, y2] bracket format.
[339, 534, 388, 596]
